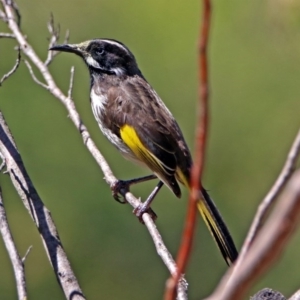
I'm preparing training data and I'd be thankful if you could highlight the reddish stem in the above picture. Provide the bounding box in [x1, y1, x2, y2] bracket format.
[164, 1, 211, 299]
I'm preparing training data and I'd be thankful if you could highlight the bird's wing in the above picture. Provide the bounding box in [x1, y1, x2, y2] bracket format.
[103, 75, 183, 197]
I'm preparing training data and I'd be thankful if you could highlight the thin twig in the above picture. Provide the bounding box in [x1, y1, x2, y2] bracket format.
[0, 9, 6, 21]
[0, 111, 86, 300]
[44, 14, 59, 66]
[44, 14, 69, 66]
[21, 245, 32, 263]
[0, 47, 21, 86]
[24, 59, 49, 89]
[68, 66, 75, 99]
[164, 1, 211, 299]
[0, 186, 27, 300]
[0, 0, 187, 298]
[205, 169, 300, 300]
[0, 32, 14, 38]
[63, 29, 70, 44]
[232, 129, 300, 274]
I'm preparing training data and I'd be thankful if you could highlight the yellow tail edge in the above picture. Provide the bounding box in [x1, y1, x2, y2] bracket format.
[176, 167, 238, 265]
[197, 190, 238, 265]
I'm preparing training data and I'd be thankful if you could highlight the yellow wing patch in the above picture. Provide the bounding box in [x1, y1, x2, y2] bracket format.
[120, 124, 172, 176]
[120, 124, 146, 158]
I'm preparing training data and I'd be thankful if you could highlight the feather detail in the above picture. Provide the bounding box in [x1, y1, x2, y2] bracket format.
[120, 124, 181, 197]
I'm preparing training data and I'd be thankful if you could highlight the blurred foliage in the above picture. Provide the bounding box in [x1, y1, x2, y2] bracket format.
[0, 0, 300, 299]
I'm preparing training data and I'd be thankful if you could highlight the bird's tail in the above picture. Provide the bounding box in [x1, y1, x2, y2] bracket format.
[176, 168, 238, 265]
[198, 187, 238, 265]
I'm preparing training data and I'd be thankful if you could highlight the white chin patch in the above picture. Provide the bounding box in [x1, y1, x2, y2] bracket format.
[86, 56, 101, 69]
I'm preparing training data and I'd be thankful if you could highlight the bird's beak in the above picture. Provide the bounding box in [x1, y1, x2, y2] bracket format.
[49, 43, 84, 56]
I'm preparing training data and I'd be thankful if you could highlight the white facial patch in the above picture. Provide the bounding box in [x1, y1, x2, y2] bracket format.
[86, 56, 102, 69]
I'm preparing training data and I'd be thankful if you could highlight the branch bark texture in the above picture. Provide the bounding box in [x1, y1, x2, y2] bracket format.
[205, 169, 300, 300]
[0, 187, 27, 300]
[0, 112, 85, 300]
[238, 129, 300, 264]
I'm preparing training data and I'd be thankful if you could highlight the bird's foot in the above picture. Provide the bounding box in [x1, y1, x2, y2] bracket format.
[133, 205, 157, 223]
[132, 180, 163, 222]
[111, 180, 130, 204]
[111, 175, 157, 204]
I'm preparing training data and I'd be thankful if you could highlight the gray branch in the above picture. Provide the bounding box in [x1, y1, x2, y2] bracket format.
[44, 14, 69, 66]
[0, 47, 21, 86]
[0, 112, 85, 300]
[0, 32, 15, 38]
[205, 169, 300, 300]
[237, 129, 300, 264]
[0, 187, 27, 300]
[289, 290, 300, 300]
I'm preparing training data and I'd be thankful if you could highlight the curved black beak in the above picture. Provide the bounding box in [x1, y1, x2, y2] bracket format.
[49, 44, 83, 56]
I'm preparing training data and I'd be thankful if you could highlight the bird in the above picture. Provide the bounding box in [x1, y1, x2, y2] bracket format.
[50, 39, 238, 265]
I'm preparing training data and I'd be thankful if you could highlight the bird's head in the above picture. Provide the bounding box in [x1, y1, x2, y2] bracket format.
[50, 39, 142, 77]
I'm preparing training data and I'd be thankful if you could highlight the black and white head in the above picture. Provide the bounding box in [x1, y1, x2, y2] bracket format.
[50, 39, 143, 77]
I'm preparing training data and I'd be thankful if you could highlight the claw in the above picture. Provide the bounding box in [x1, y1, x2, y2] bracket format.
[110, 177, 161, 223]
[110, 175, 157, 204]
[111, 180, 129, 204]
[133, 206, 157, 224]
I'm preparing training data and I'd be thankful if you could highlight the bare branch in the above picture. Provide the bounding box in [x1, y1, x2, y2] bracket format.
[24, 59, 48, 89]
[0, 32, 14, 38]
[290, 290, 300, 300]
[21, 245, 32, 263]
[44, 14, 60, 66]
[0, 9, 7, 21]
[0, 186, 27, 300]
[63, 29, 70, 44]
[0, 111, 86, 300]
[68, 66, 75, 99]
[205, 169, 300, 300]
[235, 128, 300, 269]
[1, 0, 187, 298]
[9, 0, 20, 26]
[44, 14, 69, 66]
[0, 47, 20, 86]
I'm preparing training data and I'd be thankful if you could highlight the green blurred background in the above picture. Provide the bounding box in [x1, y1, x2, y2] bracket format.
[1, 0, 300, 299]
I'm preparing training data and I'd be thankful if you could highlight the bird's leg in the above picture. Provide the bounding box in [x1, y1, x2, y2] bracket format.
[133, 181, 164, 222]
[111, 174, 157, 203]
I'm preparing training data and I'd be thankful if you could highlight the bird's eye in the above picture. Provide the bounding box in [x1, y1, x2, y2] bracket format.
[95, 49, 104, 56]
